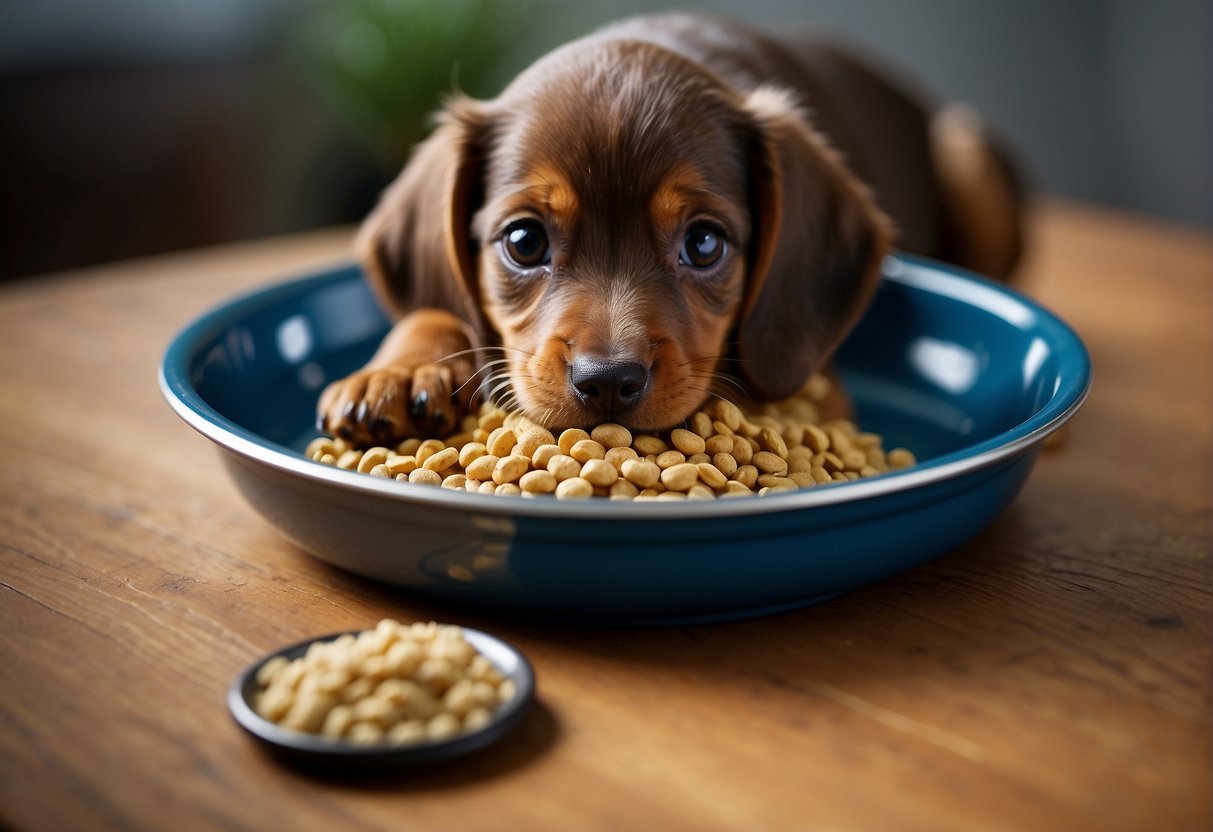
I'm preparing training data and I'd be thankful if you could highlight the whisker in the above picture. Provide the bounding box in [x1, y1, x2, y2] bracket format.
[453, 366, 500, 399]
[460, 358, 512, 380]
[457, 359, 513, 388]
[674, 365, 748, 412]
[714, 353, 754, 367]
[477, 380, 507, 407]
[435, 345, 500, 360]
[486, 377, 516, 406]
[470, 373, 494, 400]
[432, 344, 534, 367]
[709, 374, 747, 396]
[677, 354, 725, 369]
[674, 356, 750, 403]
[477, 371, 506, 396]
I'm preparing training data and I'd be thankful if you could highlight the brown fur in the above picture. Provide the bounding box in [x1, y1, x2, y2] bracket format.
[318, 12, 1023, 444]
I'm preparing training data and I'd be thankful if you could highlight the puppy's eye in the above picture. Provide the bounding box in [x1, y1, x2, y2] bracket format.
[502, 220, 550, 269]
[680, 224, 726, 269]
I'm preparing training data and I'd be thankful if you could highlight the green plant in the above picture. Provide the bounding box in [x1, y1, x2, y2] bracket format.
[298, 0, 533, 168]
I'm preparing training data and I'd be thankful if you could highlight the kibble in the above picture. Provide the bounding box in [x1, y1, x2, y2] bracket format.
[752, 451, 788, 476]
[569, 438, 606, 463]
[660, 462, 699, 492]
[655, 449, 687, 469]
[609, 479, 640, 500]
[731, 437, 754, 465]
[415, 439, 445, 465]
[554, 477, 593, 499]
[252, 620, 517, 746]
[307, 375, 918, 501]
[712, 452, 738, 478]
[492, 454, 529, 485]
[356, 447, 390, 474]
[516, 427, 554, 457]
[732, 464, 758, 488]
[621, 458, 661, 488]
[670, 428, 706, 456]
[531, 443, 563, 469]
[422, 446, 459, 473]
[457, 442, 488, 468]
[557, 428, 590, 455]
[591, 423, 632, 449]
[604, 445, 639, 471]
[547, 454, 581, 481]
[486, 427, 517, 457]
[407, 468, 442, 486]
[631, 435, 667, 456]
[696, 462, 728, 490]
[580, 458, 618, 487]
[519, 469, 557, 494]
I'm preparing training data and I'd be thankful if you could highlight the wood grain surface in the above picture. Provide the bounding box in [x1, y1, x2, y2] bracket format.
[2, 200, 1209, 832]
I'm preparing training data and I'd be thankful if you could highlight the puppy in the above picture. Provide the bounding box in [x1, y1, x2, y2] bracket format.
[318, 12, 1022, 445]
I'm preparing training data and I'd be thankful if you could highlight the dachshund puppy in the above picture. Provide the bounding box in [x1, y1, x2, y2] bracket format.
[318, 12, 1022, 445]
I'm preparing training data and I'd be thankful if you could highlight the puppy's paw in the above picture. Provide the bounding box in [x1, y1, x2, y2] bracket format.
[317, 359, 474, 446]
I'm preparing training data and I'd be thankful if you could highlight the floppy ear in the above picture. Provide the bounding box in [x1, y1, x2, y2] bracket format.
[737, 86, 893, 400]
[355, 97, 491, 334]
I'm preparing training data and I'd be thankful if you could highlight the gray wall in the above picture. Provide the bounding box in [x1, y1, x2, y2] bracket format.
[1, 0, 1207, 277]
[515, 0, 1211, 227]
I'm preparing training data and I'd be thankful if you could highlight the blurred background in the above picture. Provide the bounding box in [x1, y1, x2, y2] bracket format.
[1, 0, 1208, 279]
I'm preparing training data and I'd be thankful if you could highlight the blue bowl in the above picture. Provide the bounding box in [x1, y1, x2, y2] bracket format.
[160, 255, 1089, 625]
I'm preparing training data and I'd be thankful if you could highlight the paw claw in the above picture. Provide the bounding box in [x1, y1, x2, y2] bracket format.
[317, 356, 475, 447]
[410, 389, 430, 420]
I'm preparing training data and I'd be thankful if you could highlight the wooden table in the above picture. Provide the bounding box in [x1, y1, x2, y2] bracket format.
[2, 200, 1209, 831]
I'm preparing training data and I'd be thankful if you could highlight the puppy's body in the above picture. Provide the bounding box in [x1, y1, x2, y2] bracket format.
[318, 13, 1022, 444]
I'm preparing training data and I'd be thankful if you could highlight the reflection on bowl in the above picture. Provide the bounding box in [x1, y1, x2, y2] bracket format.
[160, 254, 1089, 625]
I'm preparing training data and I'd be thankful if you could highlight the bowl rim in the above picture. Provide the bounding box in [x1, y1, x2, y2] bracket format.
[159, 254, 1091, 520]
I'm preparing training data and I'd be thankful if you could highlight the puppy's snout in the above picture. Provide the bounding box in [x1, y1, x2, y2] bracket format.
[568, 356, 649, 416]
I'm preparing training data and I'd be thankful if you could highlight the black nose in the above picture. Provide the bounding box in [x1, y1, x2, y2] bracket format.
[568, 356, 649, 415]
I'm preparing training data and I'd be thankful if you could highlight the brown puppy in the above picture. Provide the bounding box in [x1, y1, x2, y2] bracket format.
[318, 12, 1022, 445]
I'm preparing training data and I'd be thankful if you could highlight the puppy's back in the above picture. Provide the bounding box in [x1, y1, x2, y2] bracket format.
[593, 12, 1023, 278]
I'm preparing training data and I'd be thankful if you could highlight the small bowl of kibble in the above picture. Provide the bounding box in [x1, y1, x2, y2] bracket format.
[229, 619, 534, 768]
[162, 254, 1090, 624]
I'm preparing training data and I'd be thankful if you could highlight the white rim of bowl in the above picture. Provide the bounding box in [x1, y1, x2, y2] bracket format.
[159, 256, 1091, 520]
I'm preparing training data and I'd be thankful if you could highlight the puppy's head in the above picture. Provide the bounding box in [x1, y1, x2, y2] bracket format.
[360, 39, 891, 430]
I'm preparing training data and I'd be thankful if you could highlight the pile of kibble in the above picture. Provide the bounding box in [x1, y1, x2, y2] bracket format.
[253, 619, 515, 746]
[307, 384, 915, 501]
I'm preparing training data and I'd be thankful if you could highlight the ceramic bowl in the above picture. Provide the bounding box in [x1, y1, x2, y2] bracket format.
[160, 255, 1090, 624]
[228, 626, 534, 769]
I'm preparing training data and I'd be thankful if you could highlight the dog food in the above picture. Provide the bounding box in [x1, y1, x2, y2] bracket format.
[252, 619, 516, 745]
[307, 377, 916, 500]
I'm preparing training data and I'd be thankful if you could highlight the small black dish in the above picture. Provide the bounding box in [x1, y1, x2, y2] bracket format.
[228, 627, 535, 771]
